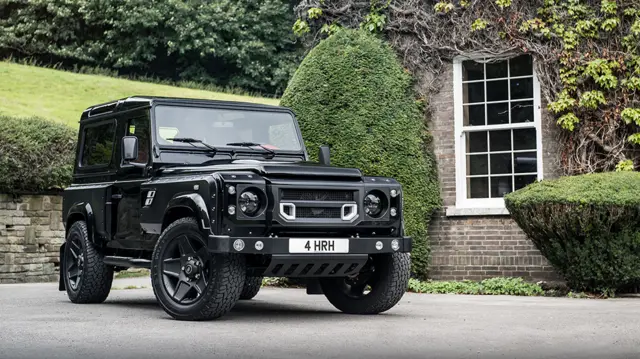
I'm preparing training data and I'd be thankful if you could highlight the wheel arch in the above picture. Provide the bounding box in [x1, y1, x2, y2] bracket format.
[65, 202, 97, 245]
[162, 193, 212, 234]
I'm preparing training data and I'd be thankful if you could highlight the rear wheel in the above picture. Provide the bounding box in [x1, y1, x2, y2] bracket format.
[239, 276, 263, 300]
[151, 217, 246, 321]
[320, 253, 410, 314]
[63, 221, 113, 303]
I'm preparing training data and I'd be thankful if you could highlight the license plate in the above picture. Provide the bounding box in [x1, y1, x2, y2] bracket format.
[289, 238, 349, 253]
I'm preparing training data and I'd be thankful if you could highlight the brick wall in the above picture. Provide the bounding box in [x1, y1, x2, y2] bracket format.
[426, 62, 561, 282]
[0, 194, 64, 283]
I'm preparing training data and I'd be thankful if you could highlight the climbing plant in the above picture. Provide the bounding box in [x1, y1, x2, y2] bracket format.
[294, 0, 640, 174]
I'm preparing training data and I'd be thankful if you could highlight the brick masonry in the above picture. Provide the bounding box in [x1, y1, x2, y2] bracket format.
[0, 194, 64, 283]
[426, 62, 562, 282]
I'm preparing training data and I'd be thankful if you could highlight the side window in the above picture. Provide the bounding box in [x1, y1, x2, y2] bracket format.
[126, 114, 151, 164]
[81, 122, 116, 167]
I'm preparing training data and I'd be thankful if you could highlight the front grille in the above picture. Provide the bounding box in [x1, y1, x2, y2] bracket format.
[281, 189, 354, 202]
[297, 207, 341, 219]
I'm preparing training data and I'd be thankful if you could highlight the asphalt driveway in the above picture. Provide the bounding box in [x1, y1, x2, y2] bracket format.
[0, 277, 638, 359]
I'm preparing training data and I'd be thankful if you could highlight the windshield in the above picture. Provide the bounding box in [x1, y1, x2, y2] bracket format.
[154, 105, 303, 152]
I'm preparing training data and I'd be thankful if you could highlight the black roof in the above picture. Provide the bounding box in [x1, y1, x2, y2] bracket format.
[80, 96, 286, 122]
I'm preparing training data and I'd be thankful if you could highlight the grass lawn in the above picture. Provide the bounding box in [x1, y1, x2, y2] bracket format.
[0, 61, 279, 127]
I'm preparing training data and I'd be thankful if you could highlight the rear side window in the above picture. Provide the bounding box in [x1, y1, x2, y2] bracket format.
[81, 122, 116, 167]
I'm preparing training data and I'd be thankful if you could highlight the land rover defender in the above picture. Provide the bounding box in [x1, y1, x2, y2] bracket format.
[59, 96, 412, 321]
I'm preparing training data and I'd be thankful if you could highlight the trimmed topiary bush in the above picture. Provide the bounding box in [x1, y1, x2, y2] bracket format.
[280, 29, 441, 279]
[505, 172, 640, 294]
[0, 116, 76, 194]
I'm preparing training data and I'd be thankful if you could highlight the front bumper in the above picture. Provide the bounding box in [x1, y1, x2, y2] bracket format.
[207, 235, 412, 255]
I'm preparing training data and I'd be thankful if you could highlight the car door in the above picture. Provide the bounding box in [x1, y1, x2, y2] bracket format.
[112, 110, 152, 248]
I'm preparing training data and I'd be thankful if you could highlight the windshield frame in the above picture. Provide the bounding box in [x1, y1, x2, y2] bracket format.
[150, 102, 308, 159]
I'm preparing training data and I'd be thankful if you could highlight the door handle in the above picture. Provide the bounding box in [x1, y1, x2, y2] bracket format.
[112, 194, 123, 199]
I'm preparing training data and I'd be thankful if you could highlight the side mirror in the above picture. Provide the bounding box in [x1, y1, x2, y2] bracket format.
[319, 145, 330, 166]
[122, 136, 139, 161]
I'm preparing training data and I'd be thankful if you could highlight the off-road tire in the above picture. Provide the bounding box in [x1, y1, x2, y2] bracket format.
[64, 221, 114, 304]
[151, 217, 246, 321]
[239, 276, 263, 300]
[320, 253, 410, 315]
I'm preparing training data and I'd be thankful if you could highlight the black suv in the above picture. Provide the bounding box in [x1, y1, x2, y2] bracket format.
[59, 96, 412, 321]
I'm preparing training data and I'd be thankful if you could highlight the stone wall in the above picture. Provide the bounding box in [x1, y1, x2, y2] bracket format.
[0, 194, 64, 283]
[425, 61, 561, 282]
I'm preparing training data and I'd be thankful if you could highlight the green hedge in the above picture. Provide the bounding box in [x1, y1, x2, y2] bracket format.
[0, 116, 76, 194]
[280, 29, 441, 279]
[505, 172, 640, 294]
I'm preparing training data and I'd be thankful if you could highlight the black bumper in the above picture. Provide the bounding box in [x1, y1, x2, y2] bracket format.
[207, 235, 412, 255]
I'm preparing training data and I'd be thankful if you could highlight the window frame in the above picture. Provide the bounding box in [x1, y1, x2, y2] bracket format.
[452, 55, 543, 210]
[79, 119, 117, 169]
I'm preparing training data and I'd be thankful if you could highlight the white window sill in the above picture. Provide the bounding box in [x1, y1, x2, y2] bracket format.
[445, 206, 511, 217]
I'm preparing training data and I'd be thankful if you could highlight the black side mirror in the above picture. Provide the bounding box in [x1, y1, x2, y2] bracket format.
[122, 136, 139, 161]
[319, 145, 330, 166]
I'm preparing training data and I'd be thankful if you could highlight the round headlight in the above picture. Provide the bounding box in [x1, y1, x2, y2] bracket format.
[364, 193, 382, 217]
[239, 191, 260, 216]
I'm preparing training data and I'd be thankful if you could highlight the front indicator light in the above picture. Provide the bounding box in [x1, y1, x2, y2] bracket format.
[391, 239, 400, 251]
[390, 207, 397, 217]
[228, 205, 236, 215]
[228, 186, 236, 195]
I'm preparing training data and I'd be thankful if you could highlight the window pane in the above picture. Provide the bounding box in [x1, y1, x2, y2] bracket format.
[515, 175, 537, 190]
[513, 128, 536, 150]
[486, 80, 508, 102]
[510, 78, 533, 100]
[489, 130, 511, 152]
[468, 177, 489, 198]
[511, 101, 534, 123]
[486, 61, 508, 79]
[514, 152, 537, 173]
[490, 153, 512, 174]
[487, 102, 509, 125]
[463, 60, 484, 81]
[127, 115, 151, 164]
[491, 176, 513, 198]
[467, 131, 487, 153]
[82, 122, 115, 167]
[464, 104, 485, 126]
[463, 82, 485, 103]
[467, 154, 488, 175]
[510, 55, 533, 77]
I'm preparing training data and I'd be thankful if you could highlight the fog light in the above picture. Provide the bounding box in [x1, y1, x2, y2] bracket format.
[233, 239, 245, 252]
[228, 205, 236, 215]
[228, 186, 236, 195]
[391, 239, 400, 251]
[390, 189, 398, 198]
[390, 207, 397, 217]
[375, 241, 383, 251]
[255, 241, 264, 251]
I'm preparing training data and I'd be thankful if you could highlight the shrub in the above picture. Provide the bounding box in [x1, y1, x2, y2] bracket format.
[505, 172, 640, 294]
[407, 277, 544, 296]
[280, 29, 441, 279]
[0, 116, 76, 194]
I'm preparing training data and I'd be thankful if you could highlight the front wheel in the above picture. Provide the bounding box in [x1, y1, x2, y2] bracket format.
[239, 276, 263, 300]
[151, 217, 246, 321]
[320, 253, 410, 314]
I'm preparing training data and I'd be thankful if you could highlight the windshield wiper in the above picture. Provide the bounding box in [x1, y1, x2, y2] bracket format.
[226, 142, 276, 158]
[167, 137, 218, 155]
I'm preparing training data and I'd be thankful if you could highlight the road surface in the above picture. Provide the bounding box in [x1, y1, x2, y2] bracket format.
[0, 276, 638, 359]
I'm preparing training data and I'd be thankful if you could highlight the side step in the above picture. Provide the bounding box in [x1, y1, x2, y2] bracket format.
[104, 256, 151, 269]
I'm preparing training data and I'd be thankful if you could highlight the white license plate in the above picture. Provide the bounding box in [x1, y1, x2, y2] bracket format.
[289, 238, 349, 253]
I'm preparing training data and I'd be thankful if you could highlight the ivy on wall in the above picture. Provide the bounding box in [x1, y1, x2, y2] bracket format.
[294, 0, 640, 175]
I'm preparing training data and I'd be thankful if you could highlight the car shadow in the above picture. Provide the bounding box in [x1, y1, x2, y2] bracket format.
[101, 296, 405, 322]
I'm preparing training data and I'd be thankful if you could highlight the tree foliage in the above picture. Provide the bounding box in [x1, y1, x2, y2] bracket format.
[0, 0, 301, 95]
[294, 0, 640, 174]
[280, 29, 441, 279]
[505, 172, 640, 294]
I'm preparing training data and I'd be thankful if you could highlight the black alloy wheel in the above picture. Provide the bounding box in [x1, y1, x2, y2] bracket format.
[320, 253, 410, 314]
[65, 235, 84, 291]
[160, 234, 212, 305]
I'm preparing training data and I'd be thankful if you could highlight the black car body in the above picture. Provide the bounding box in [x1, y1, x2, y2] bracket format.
[59, 96, 412, 320]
